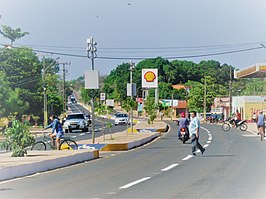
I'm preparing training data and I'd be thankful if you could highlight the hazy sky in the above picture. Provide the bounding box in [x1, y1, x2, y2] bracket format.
[0, 0, 266, 80]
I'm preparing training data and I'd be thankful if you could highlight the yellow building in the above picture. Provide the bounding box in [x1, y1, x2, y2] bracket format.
[232, 96, 266, 121]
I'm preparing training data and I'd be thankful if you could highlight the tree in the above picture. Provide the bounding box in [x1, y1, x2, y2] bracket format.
[187, 76, 227, 112]
[0, 71, 10, 116]
[0, 25, 29, 46]
[144, 97, 159, 124]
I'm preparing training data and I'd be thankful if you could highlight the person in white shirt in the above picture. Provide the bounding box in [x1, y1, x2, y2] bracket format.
[189, 111, 205, 156]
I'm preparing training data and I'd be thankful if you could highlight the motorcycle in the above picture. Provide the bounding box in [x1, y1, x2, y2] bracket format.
[180, 127, 190, 144]
[222, 117, 248, 132]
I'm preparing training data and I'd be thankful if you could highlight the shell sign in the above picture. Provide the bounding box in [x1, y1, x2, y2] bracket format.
[142, 69, 158, 88]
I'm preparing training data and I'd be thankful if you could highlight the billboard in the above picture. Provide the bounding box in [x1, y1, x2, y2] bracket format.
[161, 99, 179, 107]
[142, 69, 158, 88]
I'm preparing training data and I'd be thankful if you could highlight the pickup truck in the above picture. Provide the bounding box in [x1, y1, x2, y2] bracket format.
[63, 113, 89, 133]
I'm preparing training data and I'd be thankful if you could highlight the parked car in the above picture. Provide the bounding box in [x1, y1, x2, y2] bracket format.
[114, 113, 129, 125]
[63, 113, 89, 133]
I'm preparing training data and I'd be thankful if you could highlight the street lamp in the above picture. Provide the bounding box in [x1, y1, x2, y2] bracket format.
[43, 57, 60, 127]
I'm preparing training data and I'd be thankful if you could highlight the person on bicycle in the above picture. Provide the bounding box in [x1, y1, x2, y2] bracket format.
[44, 114, 64, 150]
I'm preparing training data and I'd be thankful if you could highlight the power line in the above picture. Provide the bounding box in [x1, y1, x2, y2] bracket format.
[1, 43, 265, 60]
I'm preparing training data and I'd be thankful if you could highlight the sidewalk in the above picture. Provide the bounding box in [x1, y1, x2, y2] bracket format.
[0, 120, 168, 181]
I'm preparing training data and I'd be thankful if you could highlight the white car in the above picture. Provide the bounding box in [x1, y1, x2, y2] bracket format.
[63, 113, 89, 133]
[114, 113, 129, 125]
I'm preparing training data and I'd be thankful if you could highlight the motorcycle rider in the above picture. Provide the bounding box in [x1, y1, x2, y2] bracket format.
[232, 109, 241, 128]
[177, 112, 189, 140]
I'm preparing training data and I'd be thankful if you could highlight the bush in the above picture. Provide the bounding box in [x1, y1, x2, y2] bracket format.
[0, 120, 35, 157]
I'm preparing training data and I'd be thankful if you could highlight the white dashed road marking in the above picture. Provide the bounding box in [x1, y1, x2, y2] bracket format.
[161, 164, 179, 171]
[119, 177, 151, 189]
[182, 154, 194, 161]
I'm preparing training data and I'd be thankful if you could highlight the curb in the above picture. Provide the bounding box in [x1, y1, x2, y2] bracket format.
[100, 132, 160, 151]
[0, 150, 99, 181]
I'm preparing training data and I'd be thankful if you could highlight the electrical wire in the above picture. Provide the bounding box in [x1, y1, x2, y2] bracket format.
[1, 42, 265, 60]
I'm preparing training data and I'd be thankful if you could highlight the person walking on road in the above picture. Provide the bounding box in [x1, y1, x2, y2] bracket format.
[257, 110, 265, 141]
[189, 111, 205, 156]
[44, 114, 64, 150]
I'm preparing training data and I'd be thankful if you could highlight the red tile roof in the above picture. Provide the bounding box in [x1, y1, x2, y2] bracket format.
[172, 84, 186, 90]
[173, 100, 187, 109]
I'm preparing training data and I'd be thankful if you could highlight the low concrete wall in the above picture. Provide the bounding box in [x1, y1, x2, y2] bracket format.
[0, 150, 99, 181]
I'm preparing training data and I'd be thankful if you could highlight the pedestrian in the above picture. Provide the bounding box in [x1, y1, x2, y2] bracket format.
[257, 110, 265, 141]
[44, 114, 64, 150]
[189, 111, 205, 156]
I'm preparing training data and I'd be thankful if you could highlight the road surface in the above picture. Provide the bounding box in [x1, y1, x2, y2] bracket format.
[0, 122, 265, 198]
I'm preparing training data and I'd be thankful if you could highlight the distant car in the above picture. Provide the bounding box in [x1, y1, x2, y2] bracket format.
[70, 96, 76, 103]
[63, 113, 88, 133]
[114, 113, 129, 125]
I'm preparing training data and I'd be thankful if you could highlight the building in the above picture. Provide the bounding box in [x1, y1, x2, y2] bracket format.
[213, 96, 266, 121]
[232, 96, 266, 121]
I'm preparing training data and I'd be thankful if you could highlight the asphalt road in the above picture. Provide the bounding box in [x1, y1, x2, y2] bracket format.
[63, 102, 128, 142]
[0, 122, 265, 198]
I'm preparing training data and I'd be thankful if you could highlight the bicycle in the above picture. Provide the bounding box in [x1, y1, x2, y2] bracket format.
[31, 132, 78, 150]
[222, 117, 248, 132]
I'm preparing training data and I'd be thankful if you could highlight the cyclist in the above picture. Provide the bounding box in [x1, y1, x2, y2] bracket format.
[44, 114, 64, 150]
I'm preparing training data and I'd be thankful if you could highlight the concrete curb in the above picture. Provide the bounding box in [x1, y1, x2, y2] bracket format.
[0, 150, 99, 181]
[100, 132, 160, 151]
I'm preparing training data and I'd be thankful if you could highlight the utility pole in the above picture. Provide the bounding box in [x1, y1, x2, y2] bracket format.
[129, 61, 134, 133]
[203, 75, 207, 122]
[43, 57, 47, 127]
[87, 37, 97, 144]
[43, 57, 60, 127]
[58, 62, 71, 113]
[229, 66, 232, 117]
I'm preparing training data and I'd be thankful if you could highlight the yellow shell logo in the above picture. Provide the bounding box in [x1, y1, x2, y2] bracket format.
[144, 71, 156, 82]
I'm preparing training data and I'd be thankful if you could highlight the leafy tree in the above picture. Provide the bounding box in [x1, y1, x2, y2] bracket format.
[0, 71, 11, 116]
[5, 88, 29, 115]
[0, 25, 29, 45]
[187, 76, 227, 112]
[0, 47, 43, 117]
[144, 97, 159, 124]
[239, 79, 266, 95]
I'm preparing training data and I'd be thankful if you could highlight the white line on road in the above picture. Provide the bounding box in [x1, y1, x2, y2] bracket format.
[161, 164, 179, 171]
[203, 144, 209, 148]
[80, 133, 85, 136]
[119, 177, 151, 189]
[207, 140, 211, 144]
[182, 154, 194, 161]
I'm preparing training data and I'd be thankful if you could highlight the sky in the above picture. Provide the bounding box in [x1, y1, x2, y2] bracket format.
[0, 0, 266, 80]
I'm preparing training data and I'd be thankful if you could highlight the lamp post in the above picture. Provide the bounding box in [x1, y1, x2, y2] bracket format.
[43, 57, 60, 127]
